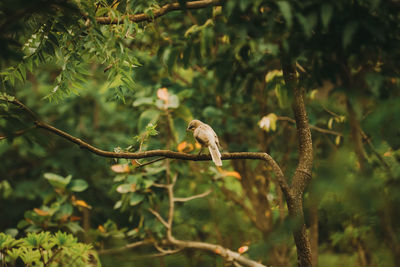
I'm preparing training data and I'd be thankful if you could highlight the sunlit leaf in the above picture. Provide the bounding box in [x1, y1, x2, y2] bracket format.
[259, 113, 278, 132]
[111, 164, 130, 173]
[265, 70, 283, 82]
[67, 179, 88, 192]
[129, 193, 144, 206]
[116, 184, 135, 194]
[335, 135, 341, 146]
[177, 141, 194, 152]
[157, 87, 169, 102]
[44, 173, 71, 189]
[33, 208, 50, 216]
[74, 200, 91, 209]
[220, 170, 241, 180]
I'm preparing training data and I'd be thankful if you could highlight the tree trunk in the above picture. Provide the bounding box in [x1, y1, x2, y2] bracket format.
[309, 203, 319, 267]
[287, 195, 313, 267]
[281, 57, 314, 267]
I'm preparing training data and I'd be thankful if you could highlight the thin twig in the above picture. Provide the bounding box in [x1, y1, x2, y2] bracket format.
[153, 183, 169, 188]
[166, 175, 177, 240]
[132, 250, 182, 258]
[322, 104, 341, 118]
[99, 240, 153, 255]
[148, 208, 169, 229]
[9, 98, 39, 121]
[174, 189, 212, 202]
[277, 116, 342, 136]
[0, 125, 36, 140]
[135, 157, 166, 169]
[153, 242, 181, 255]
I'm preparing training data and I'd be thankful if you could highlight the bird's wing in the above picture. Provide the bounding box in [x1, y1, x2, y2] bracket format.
[205, 124, 220, 148]
[194, 125, 213, 147]
[213, 129, 220, 148]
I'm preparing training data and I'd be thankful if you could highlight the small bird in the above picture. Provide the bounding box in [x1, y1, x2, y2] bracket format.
[187, 119, 222, 166]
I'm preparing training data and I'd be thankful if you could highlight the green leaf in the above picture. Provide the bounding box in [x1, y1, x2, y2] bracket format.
[0, 233, 18, 250]
[65, 222, 84, 234]
[133, 97, 154, 107]
[116, 184, 134, 194]
[48, 33, 59, 47]
[57, 203, 73, 217]
[138, 109, 160, 133]
[145, 123, 159, 136]
[67, 179, 88, 192]
[343, 22, 358, 48]
[129, 193, 144, 206]
[142, 179, 154, 189]
[114, 200, 122, 209]
[365, 73, 384, 96]
[18, 64, 26, 81]
[277, 1, 292, 28]
[0, 93, 15, 102]
[44, 173, 72, 189]
[5, 228, 18, 237]
[275, 83, 290, 108]
[54, 231, 77, 246]
[174, 105, 193, 122]
[173, 117, 188, 143]
[7, 248, 22, 261]
[321, 4, 333, 30]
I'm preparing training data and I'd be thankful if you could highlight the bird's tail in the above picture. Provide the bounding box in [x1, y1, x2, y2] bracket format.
[208, 145, 222, 166]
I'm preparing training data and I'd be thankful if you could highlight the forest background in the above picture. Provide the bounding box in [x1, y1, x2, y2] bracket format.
[1, 0, 400, 266]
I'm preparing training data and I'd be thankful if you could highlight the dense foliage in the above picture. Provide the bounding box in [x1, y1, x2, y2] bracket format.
[1, 0, 400, 266]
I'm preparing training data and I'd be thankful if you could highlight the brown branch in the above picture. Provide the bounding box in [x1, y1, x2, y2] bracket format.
[153, 183, 169, 188]
[174, 189, 212, 202]
[148, 208, 170, 229]
[9, 98, 40, 121]
[100, 171, 265, 266]
[165, 238, 265, 267]
[99, 240, 153, 255]
[95, 0, 224, 25]
[162, 177, 265, 267]
[346, 98, 367, 172]
[277, 116, 342, 136]
[281, 63, 313, 197]
[2, 97, 289, 197]
[135, 157, 167, 169]
[281, 57, 313, 267]
[153, 242, 182, 255]
[0, 126, 36, 140]
[133, 250, 182, 258]
[166, 175, 176, 240]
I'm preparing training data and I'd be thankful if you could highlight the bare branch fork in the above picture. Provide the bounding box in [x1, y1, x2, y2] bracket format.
[100, 174, 264, 267]
[147, 175, 265, 267]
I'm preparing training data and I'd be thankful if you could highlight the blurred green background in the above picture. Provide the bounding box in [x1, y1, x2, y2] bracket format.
[1, 0, 400, 266]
